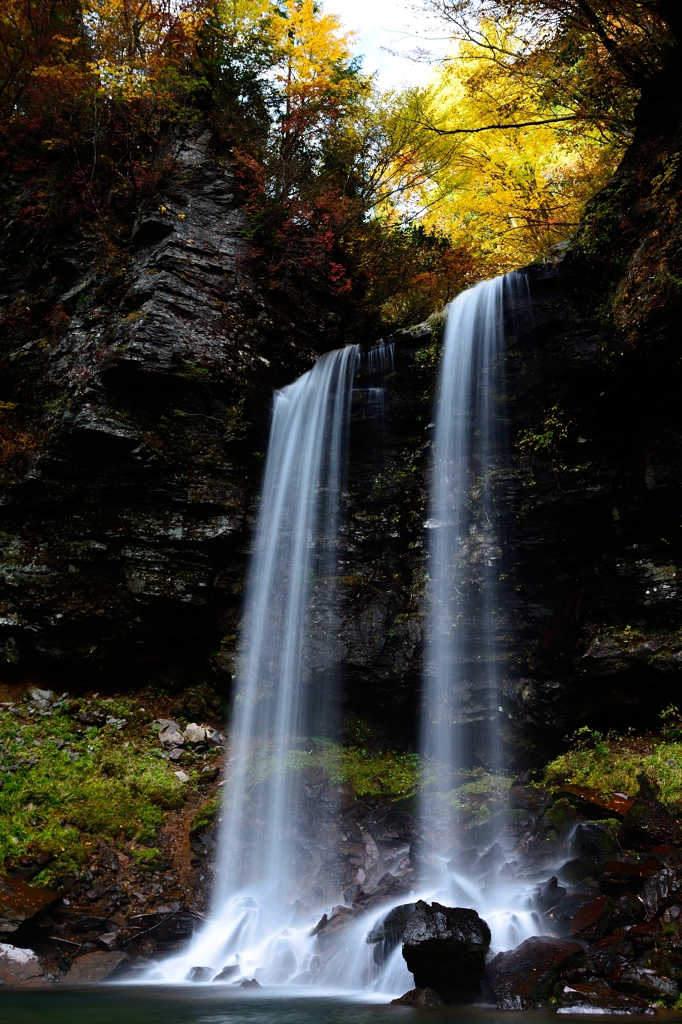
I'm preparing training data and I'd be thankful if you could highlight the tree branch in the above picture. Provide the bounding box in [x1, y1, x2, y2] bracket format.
[416, 114, 579, 135]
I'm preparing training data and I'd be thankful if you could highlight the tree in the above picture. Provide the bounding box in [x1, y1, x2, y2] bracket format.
[410, 21, 621, 274]
[418, 1, 680, 139]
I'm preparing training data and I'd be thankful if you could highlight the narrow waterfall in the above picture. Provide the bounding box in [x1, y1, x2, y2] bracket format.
[424, 277, 507, 801]
[161, 344, 358, 983]
[421, 274, 538, 952]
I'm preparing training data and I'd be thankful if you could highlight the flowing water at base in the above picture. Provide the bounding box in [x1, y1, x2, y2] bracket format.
[0, 988, 588, 1024]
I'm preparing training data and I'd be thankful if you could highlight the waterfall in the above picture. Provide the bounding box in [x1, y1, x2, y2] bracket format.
[420, 273, 538, 953]
[159, 344, 358, 983]
[152, 285, 545, 991]
[423, 277, 506, 806]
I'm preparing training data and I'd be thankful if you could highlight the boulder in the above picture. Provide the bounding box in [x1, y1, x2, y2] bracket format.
[367, 903, 415, 965]
[486, 936, 587, 1009]
[628, 920, 661, 952]
[205, 727, 225, 748]
[641, 866, 682, 917]
[621, 776, 682, 849]
[27, 688, 57, 709]
[600, 860, 646, 899]
[588, 933, 635, 977]
[568, 896, 614, 942]
[183, 723, 206, 745]
[559, 823, 618, 885]
[212, 964, 240, 982]
[542, 884, 603, 936]
[0, 876, 58, 936]
[240, 978, 261, 988]
[533, 876, 567, 915]
[186, 965, 213, 982]
[158, 719, 185, 747]
[401, 901, 491, 1004]
[310, 905, 360, 949]
[391, 987, 446, 1007]
[0, 944, 51, 987]
[353, 874, 412, 912]
[557, 978, 653, 1015]
[63, 950, 129, 984]
[612, 895, 646, 929]
[96, 932, 120, 951]
[614, 965, 679, 1005]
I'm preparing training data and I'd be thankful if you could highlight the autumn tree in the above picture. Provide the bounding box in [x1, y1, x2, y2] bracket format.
[397, 21, 621, 275]
[418, 0, 681, 138]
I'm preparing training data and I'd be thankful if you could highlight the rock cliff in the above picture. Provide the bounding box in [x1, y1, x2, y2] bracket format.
[0, 66, 681, 768]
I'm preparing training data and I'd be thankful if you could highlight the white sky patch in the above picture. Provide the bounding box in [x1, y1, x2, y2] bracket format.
[323, 0, 451, 90]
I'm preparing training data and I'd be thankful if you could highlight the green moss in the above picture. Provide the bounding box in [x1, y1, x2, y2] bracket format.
[191, 796, 220, 834]
[0, 697, 188, 883]
[543, 723, 682, 804]
[447, 772, 511, 822]
[244, 741, 422, 801]
[132, 846, 166, 871]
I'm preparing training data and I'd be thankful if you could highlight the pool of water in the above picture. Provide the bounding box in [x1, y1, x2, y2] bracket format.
[0, 988, 568, 1024]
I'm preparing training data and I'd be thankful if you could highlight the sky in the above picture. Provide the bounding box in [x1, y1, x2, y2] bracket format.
[324, 0, 451, 90]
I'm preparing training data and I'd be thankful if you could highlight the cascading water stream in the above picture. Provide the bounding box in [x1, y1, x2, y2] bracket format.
[420, 273, 539, 953]
[152, 286, 551, 993]
[158, 345, 359, 984]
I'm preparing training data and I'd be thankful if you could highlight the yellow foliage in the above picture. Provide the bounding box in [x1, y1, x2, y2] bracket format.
[412, 22, 623, 274]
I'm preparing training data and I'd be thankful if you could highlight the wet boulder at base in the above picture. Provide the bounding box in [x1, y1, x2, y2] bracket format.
[367, 903, 415, 965]
[186, 965, 214, 982]
[557, 978, 654, 1015]
[0, 944, 52, 987]
[486, 936, 587, 1009]
[613, 965, 680, 1005]
[391, 987, 446, 1007]
[63, 950, 130, 984]
[401, 900, 491, 1004]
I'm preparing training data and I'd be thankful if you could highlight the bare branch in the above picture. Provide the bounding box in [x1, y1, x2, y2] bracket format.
[415, 114, 579, 135]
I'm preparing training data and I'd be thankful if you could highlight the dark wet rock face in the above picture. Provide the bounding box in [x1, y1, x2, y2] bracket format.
[486, 936, 587, 1010]
[366, 902, 415, 966]
[0, 877, 57, 937]
[0, 126, 350, 696]
[63, 949, 129, 984]
[558, 978, 653, 1015]
[401, 901, 491, 1004]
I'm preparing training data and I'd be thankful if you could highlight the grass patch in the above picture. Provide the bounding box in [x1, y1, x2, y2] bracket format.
[0, 695, 191, 884]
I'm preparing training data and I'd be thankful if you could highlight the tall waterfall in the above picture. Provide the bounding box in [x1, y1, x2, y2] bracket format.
[161, 344, 358, 982]
[423, 277, 507, 799]
[420, 274, 538, 952]
[155, 284, 543, 990]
